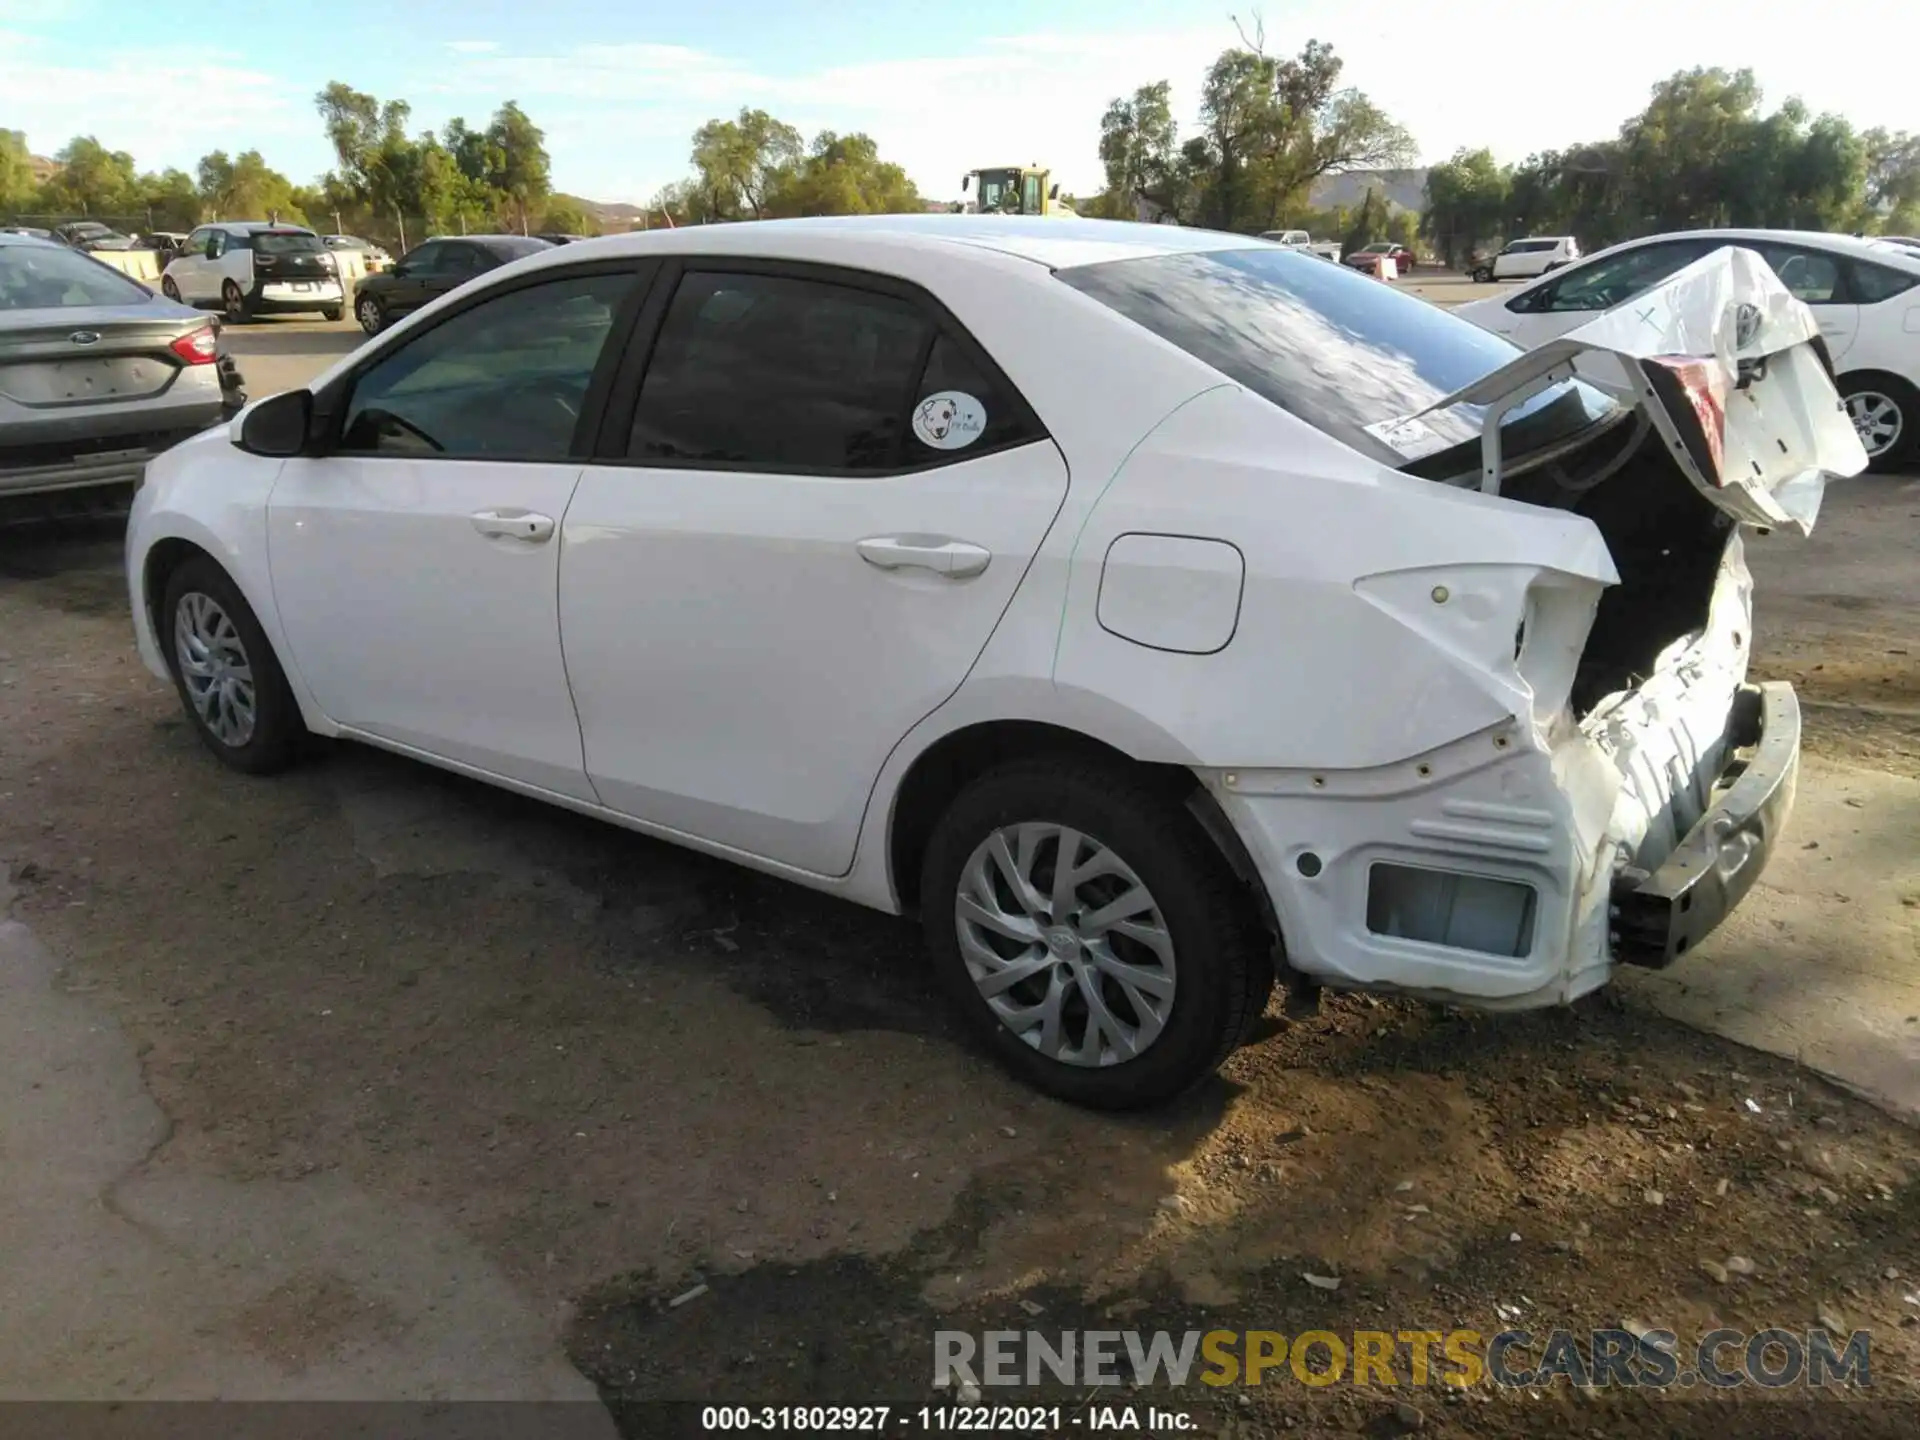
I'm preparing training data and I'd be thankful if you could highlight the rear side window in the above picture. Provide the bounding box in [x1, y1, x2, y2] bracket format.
[1849, 258, 1920, 304]
[1755, 245, 1843, 303]
[628, 271, 932, 471]
[625, 270, 1044, 473]
[1058, 246, 1616, 470]
[482, 237, 554, 263]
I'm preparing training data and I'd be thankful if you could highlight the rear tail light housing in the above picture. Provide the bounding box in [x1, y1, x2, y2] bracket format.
[169, 326, 218, 365]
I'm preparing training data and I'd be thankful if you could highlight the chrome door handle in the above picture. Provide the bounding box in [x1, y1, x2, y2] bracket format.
[856, 535, 991, 578]
[471, 509, 555, 543]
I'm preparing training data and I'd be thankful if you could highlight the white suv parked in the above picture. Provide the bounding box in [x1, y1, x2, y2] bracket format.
[161, 223, 344, 323]
[1489, 236, 1580, 280]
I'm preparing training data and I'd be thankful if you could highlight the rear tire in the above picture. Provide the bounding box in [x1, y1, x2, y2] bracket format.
[1839, 374, 1917, 471]
[321, 306, 343, 322]
[160, 556, 303, 775]
[920, 757, 1269, 1110]
[222, 281, 251, 324]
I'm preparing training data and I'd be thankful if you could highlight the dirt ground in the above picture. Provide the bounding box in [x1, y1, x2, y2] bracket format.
[0, 462, 1916, 1436]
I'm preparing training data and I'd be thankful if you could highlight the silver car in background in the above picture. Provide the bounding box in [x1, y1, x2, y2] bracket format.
[2, 232, 241, 506]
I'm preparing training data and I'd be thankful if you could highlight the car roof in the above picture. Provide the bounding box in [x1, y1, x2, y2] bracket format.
[209, 221, 317, 233]
[1609, 227, 1920, 270]
[0, 231, 63, 249]
[534, 215, 1274, 271]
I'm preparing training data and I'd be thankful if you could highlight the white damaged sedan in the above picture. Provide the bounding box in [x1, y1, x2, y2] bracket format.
[125, 218, 1865, 1109]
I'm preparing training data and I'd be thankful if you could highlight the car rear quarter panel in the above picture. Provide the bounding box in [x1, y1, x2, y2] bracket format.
[1046, 386, 1618, 771]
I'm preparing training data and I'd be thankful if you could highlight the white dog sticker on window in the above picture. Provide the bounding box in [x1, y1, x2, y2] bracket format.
[912, 390, 987, 450]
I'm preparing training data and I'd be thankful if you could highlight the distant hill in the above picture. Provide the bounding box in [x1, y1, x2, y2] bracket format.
[1308, 168, 1428, 214]
[563, 195, 652, 230]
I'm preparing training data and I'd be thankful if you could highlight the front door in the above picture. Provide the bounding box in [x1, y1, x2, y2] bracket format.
[386, 241, 451, 315]
[266, 263, 647, 798]
[559, 263, 1070, 875]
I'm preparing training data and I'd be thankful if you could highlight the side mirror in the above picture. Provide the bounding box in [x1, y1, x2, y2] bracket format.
[960, 175, 971, 192]
[236, 389, 312, 457]
[1049, 184, 1060, 201]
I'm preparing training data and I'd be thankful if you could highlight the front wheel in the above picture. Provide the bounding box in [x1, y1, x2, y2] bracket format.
[161, 556, 303, 774]
[920, 758, 1271, 1110]
[1839, 375, 1916, 471]
[356, 294, 386, 335]
[161, 276, 182, 302]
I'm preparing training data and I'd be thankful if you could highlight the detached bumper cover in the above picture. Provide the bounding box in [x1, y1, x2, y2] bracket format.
[1611, 682, 1800, 967]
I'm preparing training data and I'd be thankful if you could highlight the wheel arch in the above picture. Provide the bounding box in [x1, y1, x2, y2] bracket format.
[880, 715, 1286, 969]
[136, 520, 334, 735]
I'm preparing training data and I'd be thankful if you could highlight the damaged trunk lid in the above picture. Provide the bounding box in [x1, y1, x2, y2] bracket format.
[1411, 246, 1869, 530]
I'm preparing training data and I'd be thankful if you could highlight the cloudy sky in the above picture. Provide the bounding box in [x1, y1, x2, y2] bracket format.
[1, 0, 1909, 204]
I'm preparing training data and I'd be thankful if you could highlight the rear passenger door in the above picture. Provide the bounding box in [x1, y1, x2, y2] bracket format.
[1750, 241, 1858, 365]
[558, 260, 1071, 876]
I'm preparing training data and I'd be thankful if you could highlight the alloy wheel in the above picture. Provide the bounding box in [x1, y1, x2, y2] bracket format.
[357, 296, 382, 334]
[173, 591, 257, 748]
[223, 284, 244, 322]
[954, 822, 1176, 1067]
[1846, 390, 1904, 459]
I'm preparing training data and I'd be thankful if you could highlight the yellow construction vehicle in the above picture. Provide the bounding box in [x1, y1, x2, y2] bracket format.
[955, 166, 1076, 218]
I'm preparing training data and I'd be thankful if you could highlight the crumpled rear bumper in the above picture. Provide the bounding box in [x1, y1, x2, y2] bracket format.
[1610, 682, 1799, 967]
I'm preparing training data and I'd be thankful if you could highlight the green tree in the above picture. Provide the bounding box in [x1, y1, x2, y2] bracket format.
[1420, 148, 1510, 266]
[1863, 128, 1920, 230]
[1341, 187, 1389, 251]
[140, 168, 202, 230]
[38, 136, 139, 217]
[1251, 39, 1414, 231]
[1189, 47, 1280, 230]
[1097, 81, 1186, 220]
[486, 101, 551, 232]
[1136, 37, 1412, 234]
[314, 81, 412, 203]
[1, 129, 38, 214]
[196, 149, 305, 221]
[691, 108, 804, 221]
[771, 131, 919, 216]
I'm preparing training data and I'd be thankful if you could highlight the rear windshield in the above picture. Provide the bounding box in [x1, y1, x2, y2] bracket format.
[253, 231, 325, 255]
[1055, 246, 1617, 471]
[0, 242, 153, 310]
[1505, 240, 1563, 253]
[481, 237, 555, 261]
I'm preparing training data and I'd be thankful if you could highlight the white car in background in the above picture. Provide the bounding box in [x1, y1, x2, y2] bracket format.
[1259, 229, 1343, 263]
[1453, 228, 1920, 467]
[124, 218, 1862, 1109]
[322, 234, 394, 273]
[160, 222, 344, 324]
[1487, 236, 1580, 280]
